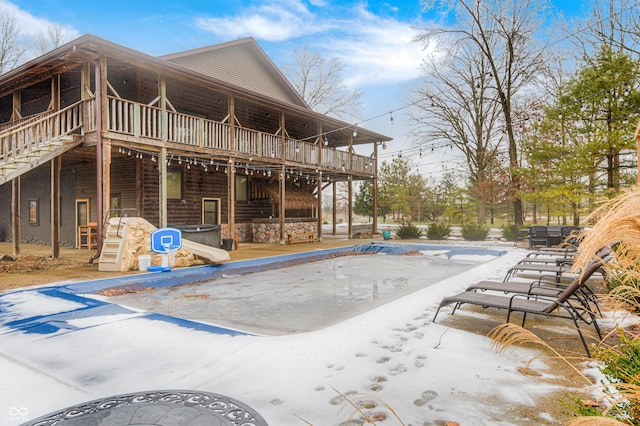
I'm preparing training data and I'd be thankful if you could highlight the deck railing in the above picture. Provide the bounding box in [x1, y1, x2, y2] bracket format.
[1, 97, 376, 175]
[0, 101, 83, 163]
[106, 97, 375, 174]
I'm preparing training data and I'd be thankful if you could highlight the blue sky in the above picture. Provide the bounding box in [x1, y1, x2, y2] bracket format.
[2, 0, 587, 173]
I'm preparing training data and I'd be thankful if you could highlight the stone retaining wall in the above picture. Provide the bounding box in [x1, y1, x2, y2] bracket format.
[251, 221, 316, 243]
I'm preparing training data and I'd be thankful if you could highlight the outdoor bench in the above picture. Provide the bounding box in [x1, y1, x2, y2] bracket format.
[287, 233, 315, 244]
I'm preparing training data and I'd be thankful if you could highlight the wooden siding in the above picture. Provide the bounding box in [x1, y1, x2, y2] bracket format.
[110, 159, 138, 215]
[21, 78, 52, 117]
[74, 162, 98, 224]
[163, 42, 304, 107]
[136, 160, 311, 226]
[139, 161, 230, 226]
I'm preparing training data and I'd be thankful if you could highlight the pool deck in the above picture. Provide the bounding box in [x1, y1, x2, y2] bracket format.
[1, 236, 519, 425]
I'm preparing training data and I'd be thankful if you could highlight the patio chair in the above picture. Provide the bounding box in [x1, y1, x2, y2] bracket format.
[518, 253, 575, 266]
[560, 226, 582, 246]
[528, 226, 549, 249]
[535, 227, 584, 253]
[432, 257, 608, 356]
[525, 247, 577, 258]
[466, 254, 612, 316]
[503, 261, 572, 282]
[507, 242, 616, 282]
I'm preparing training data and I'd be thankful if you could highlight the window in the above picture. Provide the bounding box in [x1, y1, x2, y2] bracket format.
[167, 169, 183, 199]
[110, 194, 121, 217]
[202, 198, 221, 225]
[76, 198, 90, 227]
[29, 199, 39, 225]
[235, 175, 248, 201]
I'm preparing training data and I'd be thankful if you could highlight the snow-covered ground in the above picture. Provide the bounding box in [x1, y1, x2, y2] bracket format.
[0, 244, 610, 425]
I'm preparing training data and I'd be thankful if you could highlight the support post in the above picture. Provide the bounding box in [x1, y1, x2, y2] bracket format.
[316, 170, 323, 242]
[227, 158, 236, 246]
[96, 56, 107, 252]
[11, 178, 20, 257]
[372, 142, 379, 234]
[159, 75, 168, 227]
[279, 112, 286, 244]
[159, 147, 167, 227]
[316, 124, 323, 242]
[348, 175, 353, 239]
[279, 165, 286, 244]
[332, 181, 337, 235]
[227, 96, 236, 243]
[51, 157, 61, 258]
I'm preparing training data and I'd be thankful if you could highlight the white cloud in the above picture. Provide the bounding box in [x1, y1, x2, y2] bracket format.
[329, 14, 426, 86]
[196, 1, 429, 87]
[196, 0, 329, 41]
[0, 0, 78, 39]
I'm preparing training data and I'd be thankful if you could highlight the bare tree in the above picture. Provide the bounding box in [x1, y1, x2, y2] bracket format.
[0, 8, 26, 74]
[571, 0, 640, 58]
[410, 43, 504, 224]
[283, 45, 363, 120]
[416, 0, 553, 226]
[33, 24, 69, 56]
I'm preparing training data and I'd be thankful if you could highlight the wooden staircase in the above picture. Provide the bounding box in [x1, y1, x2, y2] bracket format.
[0, 135, 82, 186]
[0, 101, 85, 186]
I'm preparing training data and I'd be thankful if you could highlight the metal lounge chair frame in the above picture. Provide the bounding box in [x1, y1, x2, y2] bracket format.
[503, 261, 571, 282]
[432, 258, 608, 356]
[466, 254, 612, 317]
[505, 243, 615, 282]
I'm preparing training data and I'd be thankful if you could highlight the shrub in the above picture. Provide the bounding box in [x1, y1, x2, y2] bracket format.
[461, 223, 489, 241]
[563, 328, 640, 422]
[426, 222, 451, 240]
[395, 222, 422, 239]
[595, 329, 640, 422]
[500, 223, 521, 242]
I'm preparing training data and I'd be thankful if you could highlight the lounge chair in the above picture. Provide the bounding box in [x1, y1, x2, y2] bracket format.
[432, 258, 608, 356]
[503, 261, 572, 281]
[525, 247, 577, 258]
[518, 255, 574, 266]
[506, 243, 615, 281]
[466, 255, 612, 315]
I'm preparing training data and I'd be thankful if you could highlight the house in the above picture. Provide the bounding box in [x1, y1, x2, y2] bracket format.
[0, 34, 391, 258]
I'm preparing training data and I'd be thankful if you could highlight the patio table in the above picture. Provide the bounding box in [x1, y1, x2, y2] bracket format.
[20, 390, 268, 426]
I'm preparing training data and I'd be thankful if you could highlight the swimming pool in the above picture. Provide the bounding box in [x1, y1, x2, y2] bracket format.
[0, 243, 505, 336]
[93, 243, 505, 335]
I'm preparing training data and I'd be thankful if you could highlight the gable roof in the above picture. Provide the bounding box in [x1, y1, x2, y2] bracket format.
[0, 34, 391, 146]
[160, 38, 309, 109]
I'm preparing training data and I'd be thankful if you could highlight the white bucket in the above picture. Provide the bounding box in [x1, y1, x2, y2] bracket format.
[138, 255, 151, 272]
